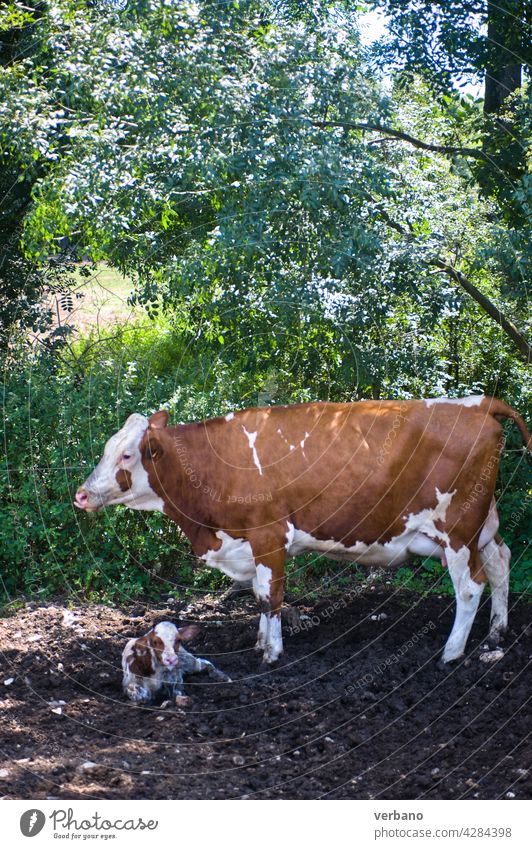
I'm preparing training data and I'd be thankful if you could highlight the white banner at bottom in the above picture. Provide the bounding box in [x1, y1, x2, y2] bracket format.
[2, 799, 529, 848]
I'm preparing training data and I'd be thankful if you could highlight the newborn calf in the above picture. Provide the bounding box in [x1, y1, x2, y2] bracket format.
[122, 621, 229, 705]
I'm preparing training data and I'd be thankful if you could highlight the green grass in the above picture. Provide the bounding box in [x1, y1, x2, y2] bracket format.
[52, 263, 139, 333]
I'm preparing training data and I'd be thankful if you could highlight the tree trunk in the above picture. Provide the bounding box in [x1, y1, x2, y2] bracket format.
[484, 1, 523, 114]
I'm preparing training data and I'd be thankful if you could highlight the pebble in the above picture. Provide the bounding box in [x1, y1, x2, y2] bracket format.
[479, 649, 504, 663]
[3, 678, 14, 686]
[232, 755, 245, 766]
[506, 792, 515, 799]
[51, 707, 63, 715]
[79, 761, 97, 771]
[0, 769, 10, 779]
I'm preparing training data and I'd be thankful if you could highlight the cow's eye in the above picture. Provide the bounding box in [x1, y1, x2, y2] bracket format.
[122, 453, 132, 461]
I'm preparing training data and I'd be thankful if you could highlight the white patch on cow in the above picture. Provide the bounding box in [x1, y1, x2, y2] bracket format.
[80, 413, 165, 512]
[284, 489, 454, 568]
[442, 545, 484, 662]
[424, 395, 484, 407]
[225, 412, 235, 421]
[130, 462, 166, 512]
[265, 614, 283, 663]
[480, 537, 510, 639]
[255, 613, 269, 651]
[254, 563, 272, 600]
[201, 531, 256, 582]
[478, 498, 499, 549]
[403, 487, 455, 548]
[300, 431, 310, 455]
[242, 426, 263, 475]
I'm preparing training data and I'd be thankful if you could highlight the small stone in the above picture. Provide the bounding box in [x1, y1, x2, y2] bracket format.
[232, 755, 245, 766]
[156, 716, 165, 722]
[79, 761, 97, 771]
[325, 736, 334, 743]
[27, 634, 41, 642]
[0, 769, 10, 779]
[51, 707, 63, 715]
[3, 678, 14, 686]
[479, 649, 504, 663]
[506, 792, 515, 799]
[431, 768, 440, 776]
[57, 663, 64, 672]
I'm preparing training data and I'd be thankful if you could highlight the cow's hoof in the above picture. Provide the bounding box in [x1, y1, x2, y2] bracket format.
[262, 650, 283, 665]
[437, 654, 462, 670]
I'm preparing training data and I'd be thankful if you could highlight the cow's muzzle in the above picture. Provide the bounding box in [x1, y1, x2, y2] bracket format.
[74, 487, 102, 512]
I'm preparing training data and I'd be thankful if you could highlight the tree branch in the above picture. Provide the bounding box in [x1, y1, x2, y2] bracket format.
[430, 259, 531, 363]
[313, 120, 488, 162]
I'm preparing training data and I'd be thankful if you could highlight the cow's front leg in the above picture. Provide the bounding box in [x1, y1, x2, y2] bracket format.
[251, 545, 285, 664]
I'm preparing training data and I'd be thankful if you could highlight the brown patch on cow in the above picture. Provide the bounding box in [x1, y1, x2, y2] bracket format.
[116, 469, 132, 492]
[128, 636, 154, 677]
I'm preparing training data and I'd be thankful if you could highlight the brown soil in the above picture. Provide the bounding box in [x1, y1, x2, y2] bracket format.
[0, 588, 530, 800]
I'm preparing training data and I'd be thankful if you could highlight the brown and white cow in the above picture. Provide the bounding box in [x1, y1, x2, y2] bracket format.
[75, 395, 531, 665]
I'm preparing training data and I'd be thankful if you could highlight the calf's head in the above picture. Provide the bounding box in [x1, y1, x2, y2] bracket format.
[130, 622, 200, 672]
[74, 410, 169, 512]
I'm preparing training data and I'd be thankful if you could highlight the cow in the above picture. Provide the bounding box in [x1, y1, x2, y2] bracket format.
[75, 395, 531, 665]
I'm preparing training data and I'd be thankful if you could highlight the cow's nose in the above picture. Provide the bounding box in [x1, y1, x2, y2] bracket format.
[163, 656, 178, 668]
[74, 488, 89, 508]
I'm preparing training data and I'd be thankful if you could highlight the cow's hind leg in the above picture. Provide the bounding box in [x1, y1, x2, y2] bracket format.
[442, 544, 485, 663]
[480, 536, 510, 647]
[251, 543, 285, 664]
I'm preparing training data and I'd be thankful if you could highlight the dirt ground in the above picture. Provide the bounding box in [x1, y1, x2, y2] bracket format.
[0, 585, 530, 800]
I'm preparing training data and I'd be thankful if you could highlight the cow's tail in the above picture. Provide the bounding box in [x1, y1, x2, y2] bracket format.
[485, 397, 532, 452]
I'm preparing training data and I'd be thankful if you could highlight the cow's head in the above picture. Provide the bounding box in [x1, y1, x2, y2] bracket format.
[74, 410, 169, 512]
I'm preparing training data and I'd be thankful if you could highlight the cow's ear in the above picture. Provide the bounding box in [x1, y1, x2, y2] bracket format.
[178, 624, 200, 643]
[149, 410, 169, 429]
[141, 430, 164, 461]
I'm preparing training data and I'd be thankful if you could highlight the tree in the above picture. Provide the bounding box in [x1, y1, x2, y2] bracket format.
[0, 0, 529, 375]
[0, 1, 73, 348]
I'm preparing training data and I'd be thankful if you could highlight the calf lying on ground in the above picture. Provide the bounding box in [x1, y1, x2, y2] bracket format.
[122, 621, 230, 705]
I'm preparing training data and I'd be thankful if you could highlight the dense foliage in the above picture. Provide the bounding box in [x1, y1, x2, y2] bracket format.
[0, 0, 529, 602]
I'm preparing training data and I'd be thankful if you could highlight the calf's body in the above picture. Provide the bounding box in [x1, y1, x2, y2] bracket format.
[76, 396, 531, 664]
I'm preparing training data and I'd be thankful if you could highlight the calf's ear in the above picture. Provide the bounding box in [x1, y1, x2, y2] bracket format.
[149, 410, 169, 429]
[178, 624, 200, 643]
